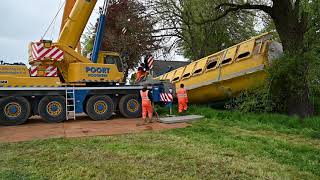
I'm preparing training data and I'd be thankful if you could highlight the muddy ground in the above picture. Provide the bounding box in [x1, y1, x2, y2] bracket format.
[0, 115, 188, 143]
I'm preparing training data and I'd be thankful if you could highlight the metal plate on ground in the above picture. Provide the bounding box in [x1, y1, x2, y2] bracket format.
[159, 115, 204, 124]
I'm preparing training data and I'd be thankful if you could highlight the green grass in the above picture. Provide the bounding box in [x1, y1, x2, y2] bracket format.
[0, 106, 319, 179]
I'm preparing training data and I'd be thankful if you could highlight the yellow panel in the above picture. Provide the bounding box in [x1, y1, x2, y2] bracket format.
[161, 74, 168, 80]
[171, 67, 186, 82]
[182, 62, 196, 79]
[161, 74, 169, 81]
[220, 55, 265, 80]
[0, 65, 29, 77]
[192, 58, 207, 76]
[236, 39, 255, 61]
[165, 70, 176, 82]
[206, 53, 224, 72]
[67, 63, 124, 83]
[222, 46, 237, 64]
[0, 76, 61, 87]
[186, 71, 267, 103]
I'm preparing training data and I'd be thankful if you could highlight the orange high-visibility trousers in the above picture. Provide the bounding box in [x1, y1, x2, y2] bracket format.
[178, 99, 188, 113]
[142, 100, 153, 119]
[177, 87, 188, 113]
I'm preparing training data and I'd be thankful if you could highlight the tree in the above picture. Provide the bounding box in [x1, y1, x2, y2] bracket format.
[201, 0, 319, 117]
[83, 0, 161, 79]
[149, 0, 257, 60]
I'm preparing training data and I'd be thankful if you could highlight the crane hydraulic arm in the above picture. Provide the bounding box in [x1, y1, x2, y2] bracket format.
[60, 0, 76, 33]
[60, 0, 81, 53]
[58, 0, 96, 50]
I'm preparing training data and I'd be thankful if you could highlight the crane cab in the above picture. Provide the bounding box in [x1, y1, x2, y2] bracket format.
[66, 51, 125, 85]
[96, 51, 125, 73]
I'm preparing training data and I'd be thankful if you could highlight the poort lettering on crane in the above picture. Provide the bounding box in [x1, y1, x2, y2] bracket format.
[86, 67, 110, 78]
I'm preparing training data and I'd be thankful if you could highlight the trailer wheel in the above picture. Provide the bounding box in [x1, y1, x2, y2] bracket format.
[86, 95, 114, 121]
[0, 97, 30, 126]
[38, 96, 66, 123]
[119, 94, 141, 118]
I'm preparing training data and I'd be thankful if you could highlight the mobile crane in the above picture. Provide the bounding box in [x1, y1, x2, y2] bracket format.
[0, 0, 172, 126]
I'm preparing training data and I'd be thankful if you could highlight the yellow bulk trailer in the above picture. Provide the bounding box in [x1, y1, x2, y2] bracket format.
[156, 33, 283, 103]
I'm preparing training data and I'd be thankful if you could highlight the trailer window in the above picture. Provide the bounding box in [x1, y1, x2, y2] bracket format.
[207, 61, 218, 70]
[183, 73, 191, 78]
[237, 52, 250, 59]
[222, 58, 232, 65]
[194, 69, 202, 74]
[172, 77, 180, 82]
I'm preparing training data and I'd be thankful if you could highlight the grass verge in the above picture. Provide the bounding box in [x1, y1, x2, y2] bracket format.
[0, 106, 319, 179]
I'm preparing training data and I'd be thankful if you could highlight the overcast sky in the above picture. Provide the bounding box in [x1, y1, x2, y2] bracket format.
[0, 0, 103, 64]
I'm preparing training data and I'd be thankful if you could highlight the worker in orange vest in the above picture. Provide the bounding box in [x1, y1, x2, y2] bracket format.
[135, 63, 149, 83]
[135, 66, 145, 83]
[177, 84, 188, 114]
[138, 84, 153, 126]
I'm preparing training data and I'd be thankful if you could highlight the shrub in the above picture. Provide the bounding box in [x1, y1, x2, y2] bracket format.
[225, 84, 276, 113]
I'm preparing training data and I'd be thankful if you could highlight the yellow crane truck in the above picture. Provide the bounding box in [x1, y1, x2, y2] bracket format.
[0, 0, 172, 125]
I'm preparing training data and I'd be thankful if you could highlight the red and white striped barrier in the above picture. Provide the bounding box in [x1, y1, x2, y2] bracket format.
[147, 55, 154, 70]
[160, 93, 173, 102]
[45, 66, 58, 77]
[30, 66, 38, 77]
[31, 42, 64, 61]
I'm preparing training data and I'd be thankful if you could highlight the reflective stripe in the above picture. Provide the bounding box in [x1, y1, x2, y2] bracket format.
[177, 88, 187, 99]
[140, 90, 150, 101]
[177, 94, 187, 98]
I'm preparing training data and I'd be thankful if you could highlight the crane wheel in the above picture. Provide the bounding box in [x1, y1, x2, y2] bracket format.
[86, 95, 114, 121]
[0, 96, 30, 126]
[38, 96, 66, 123]
[119, 94, 141, 118]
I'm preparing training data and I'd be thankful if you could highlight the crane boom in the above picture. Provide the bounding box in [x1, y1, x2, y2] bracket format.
[60, 0, 81, 52]
[58, 0, 97, 50]
[60, 0, 76, 33]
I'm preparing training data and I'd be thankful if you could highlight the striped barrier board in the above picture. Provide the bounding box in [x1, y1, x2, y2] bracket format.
[30, 66, 38, 77]
[31, 42, 64, 61]
[160, 93, 173, 102]
[45, 66, 58, 77]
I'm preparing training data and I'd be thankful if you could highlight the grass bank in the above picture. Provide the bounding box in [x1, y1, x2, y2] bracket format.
[0, 106, 319, 179]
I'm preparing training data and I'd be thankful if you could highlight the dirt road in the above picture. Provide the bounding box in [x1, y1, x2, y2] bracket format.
[0, 116, 188, 143]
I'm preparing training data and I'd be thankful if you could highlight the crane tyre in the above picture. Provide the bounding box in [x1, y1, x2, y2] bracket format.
[86, 95, 114, 121]
[0, 96, 30, 126]
[119, 94, 141, 118]
[38, 96, 66, 123]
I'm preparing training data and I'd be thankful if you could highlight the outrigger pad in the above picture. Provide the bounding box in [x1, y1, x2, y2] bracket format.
[159, 115, 204, 124]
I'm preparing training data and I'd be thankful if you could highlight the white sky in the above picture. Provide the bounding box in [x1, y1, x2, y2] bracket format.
[0, 0, 185, 64]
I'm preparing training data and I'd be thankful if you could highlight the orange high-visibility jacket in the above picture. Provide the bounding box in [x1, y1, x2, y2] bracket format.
[177, 88, 188, 102]
[136, 71, 144, 82]
[140, 90, 150, 101]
